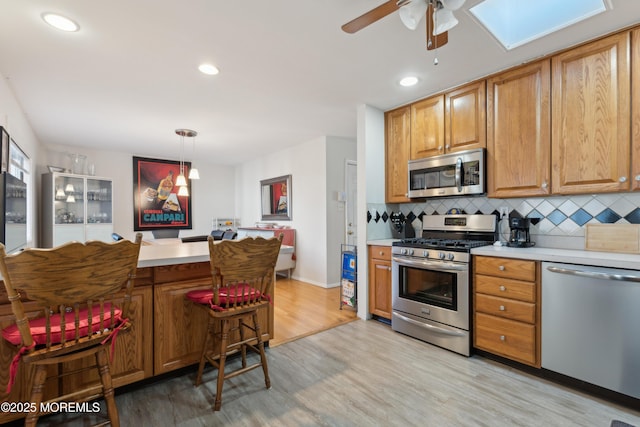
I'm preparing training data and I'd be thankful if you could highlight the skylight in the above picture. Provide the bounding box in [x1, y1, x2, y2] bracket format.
[469, 0, 608, 50]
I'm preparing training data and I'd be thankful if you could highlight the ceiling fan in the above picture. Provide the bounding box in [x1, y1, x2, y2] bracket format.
[342, 0, 466, 50]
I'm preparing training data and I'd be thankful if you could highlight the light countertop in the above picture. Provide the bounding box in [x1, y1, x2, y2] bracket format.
[138, 240, 294, 268]
[471, 245, 640, 271]
[367, 239, 400, 247]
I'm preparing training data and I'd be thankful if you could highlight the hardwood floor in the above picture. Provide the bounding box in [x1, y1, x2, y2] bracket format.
[20, 279, 640, 426]
[271, 276, 357, 346]
[34, 320, 640, 427]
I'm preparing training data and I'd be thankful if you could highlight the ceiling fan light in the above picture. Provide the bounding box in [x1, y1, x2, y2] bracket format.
[434, 9, 458, 35]
[399, 0, 428, 30]
[440, 0, 465, 11]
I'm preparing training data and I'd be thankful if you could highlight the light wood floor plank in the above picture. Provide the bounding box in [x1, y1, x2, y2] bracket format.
[271, 277, 357, 346]
[24, 278, 640, 426]
[35, 320, 640, 427]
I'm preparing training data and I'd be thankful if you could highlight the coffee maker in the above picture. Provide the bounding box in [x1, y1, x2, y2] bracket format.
[507, 217, 534, 247]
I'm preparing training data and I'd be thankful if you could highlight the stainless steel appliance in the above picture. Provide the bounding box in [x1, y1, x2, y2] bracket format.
[542, 262, 640, 399]
[507, 217, 534, 247]
[391, 214, 497, 356]
[408, 148, 485, 198]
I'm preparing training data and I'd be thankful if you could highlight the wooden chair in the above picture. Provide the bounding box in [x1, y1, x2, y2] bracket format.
[186, 235, 282, 411]
[0, 233, 142, 427]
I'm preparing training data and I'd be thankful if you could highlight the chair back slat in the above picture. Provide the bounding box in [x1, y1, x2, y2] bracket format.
[0, 234, 142, 350]
[208, 235, 281, 310]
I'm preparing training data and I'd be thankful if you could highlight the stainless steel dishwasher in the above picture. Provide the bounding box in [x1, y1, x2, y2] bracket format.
[542, 262, 640, 399]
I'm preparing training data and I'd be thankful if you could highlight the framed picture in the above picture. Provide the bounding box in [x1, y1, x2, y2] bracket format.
[132, 156, 192, 231]
[260, 174, 292, 221]
[0, 126, 9, 173]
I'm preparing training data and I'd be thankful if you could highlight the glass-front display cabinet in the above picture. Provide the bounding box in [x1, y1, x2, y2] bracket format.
[41, 172, 113, 247]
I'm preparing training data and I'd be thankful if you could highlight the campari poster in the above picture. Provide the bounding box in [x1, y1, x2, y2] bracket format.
[133, 156, 192, 231]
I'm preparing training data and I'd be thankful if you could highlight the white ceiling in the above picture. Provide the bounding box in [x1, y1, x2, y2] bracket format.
[0, 0, 639, 165]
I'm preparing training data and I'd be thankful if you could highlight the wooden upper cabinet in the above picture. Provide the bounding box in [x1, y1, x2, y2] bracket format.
[410, 95, 444, 159]
[632, 28, 640, 190]
[445, 80, 487, 153]
[551, 32, 631, 194]
[487, 60, 551, 198]
[385, 106, 411, 203]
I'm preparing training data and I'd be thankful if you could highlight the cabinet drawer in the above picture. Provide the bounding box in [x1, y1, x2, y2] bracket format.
[474, 313, 536, 366]
[369, 245, 391, 261]
[475, 274, 536, 302]
[475, 256, 536, 281]
[475, 294, 535, 323]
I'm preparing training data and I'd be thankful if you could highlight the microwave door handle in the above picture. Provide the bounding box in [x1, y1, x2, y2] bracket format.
[455, 157, 462, 191]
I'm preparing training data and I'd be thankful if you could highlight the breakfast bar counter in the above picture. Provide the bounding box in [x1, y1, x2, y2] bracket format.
[0, 239, 275, 424]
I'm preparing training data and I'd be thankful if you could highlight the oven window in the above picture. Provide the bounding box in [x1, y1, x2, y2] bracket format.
[398, 264, 457, 310]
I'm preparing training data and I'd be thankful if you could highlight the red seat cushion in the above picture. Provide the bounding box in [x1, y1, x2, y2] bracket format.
[2, 303, 122, 346]
[186, 284, 267, 310]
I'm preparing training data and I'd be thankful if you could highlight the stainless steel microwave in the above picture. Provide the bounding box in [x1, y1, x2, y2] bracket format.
[408, 148, 486, 198]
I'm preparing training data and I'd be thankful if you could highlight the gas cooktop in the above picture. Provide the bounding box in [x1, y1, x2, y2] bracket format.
[393, 238, 493, 250]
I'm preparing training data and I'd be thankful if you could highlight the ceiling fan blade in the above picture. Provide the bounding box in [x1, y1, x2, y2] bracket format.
[342, 0, 402, 34]
[425, 1, 448, 50]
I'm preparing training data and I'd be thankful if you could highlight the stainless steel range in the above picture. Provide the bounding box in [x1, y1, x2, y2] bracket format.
[391, 214, 497, 356]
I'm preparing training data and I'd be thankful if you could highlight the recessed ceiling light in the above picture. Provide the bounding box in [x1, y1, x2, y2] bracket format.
[42, 13, 79, 32]
[198, 64, 220, 75]
[399, 76, 419, 87]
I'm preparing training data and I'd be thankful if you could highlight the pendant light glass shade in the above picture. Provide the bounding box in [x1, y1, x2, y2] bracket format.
[188, 168, 200, 180]
[65, 184, 75, 193]
[434, 8, 458, 35]
[56, 188, 65, 198]
[175, 173, 187, 187]
[177, 185, 189, 197]
[399, 0, 428, 30]
[66, 194, 76, 203]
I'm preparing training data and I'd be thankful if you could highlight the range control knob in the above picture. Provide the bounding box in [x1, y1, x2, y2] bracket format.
[401, 248, 414, 256]
[422, 250, 429, 257]
[447, 253, 455, 261]
[438, 252, 445, 260]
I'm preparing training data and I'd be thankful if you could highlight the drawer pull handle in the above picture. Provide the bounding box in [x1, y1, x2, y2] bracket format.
[499, 285, 506, 291]
[499, 265, 505, 271]
[500, 335, 506, 341]
[379, 251, 384, 256]
[499, 305, 505, 311]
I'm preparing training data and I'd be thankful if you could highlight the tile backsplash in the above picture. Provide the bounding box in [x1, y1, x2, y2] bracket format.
[367, 192, 640, 250]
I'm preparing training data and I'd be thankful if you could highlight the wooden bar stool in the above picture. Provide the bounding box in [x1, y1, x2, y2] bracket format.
[186, 235, 281, 411]
[0, 234, 142, 427]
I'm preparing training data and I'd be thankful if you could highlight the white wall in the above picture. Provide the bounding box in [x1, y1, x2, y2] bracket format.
[236, 137, 327, 285]
[357, 104, 384, 320]
[236, 135, 356, 287]
[0, 73, 43, 247]
[41, 144, 236, 243]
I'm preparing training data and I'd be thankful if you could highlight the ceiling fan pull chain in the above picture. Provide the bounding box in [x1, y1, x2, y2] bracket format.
[433, 0, 439, 65]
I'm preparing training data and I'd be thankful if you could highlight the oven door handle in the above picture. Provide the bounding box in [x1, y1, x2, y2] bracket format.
[392, 256, 468, 272]
[392, 312, 466, 337]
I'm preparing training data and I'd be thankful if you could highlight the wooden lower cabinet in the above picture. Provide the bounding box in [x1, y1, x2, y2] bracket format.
[153, 262, 272, 375]
[0, 261, 274, 424]
[368, 245, 392, 320]
[473, 256, 541, 367]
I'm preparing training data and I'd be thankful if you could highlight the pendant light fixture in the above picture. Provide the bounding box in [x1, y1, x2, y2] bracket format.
[188, 132, 200, 180]
[175, 128, 197, 197]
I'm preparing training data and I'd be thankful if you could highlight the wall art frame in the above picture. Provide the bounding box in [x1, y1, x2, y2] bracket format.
[133, 156, 192, 231]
